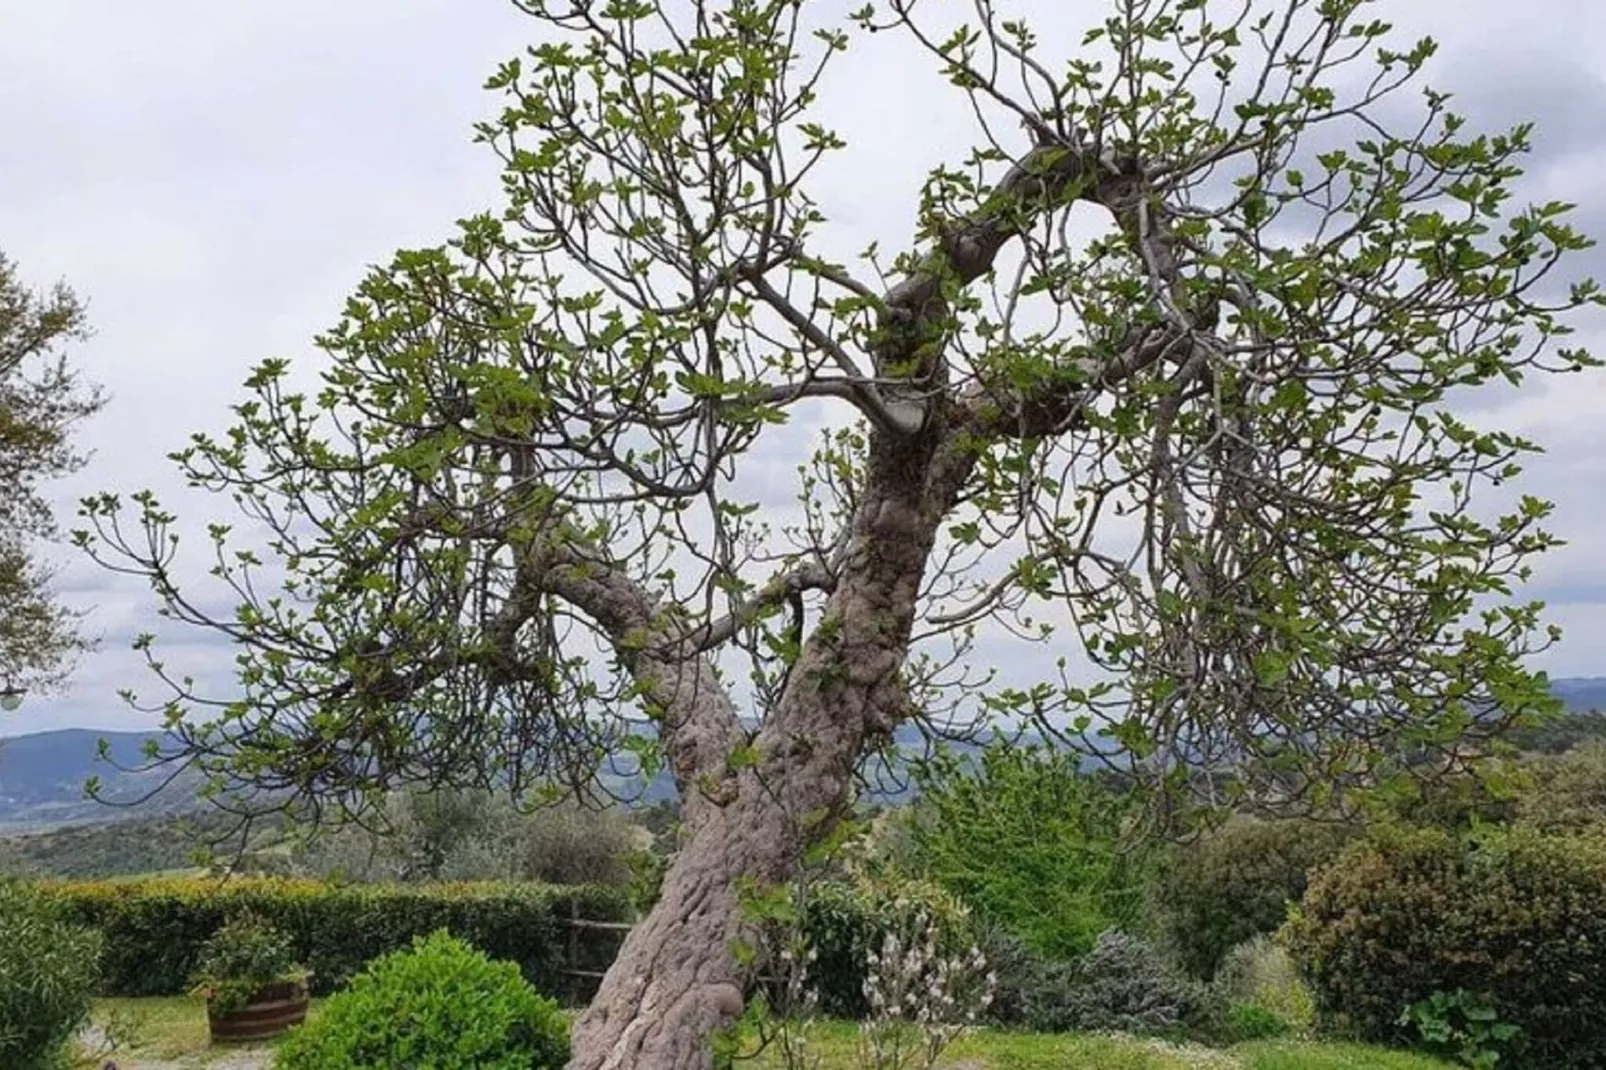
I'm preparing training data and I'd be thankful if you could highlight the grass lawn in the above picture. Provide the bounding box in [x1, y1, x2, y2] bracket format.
[80, 998, 1455, 1070]
[742, 1022, 1457, 1069]
[78, 997, 323, 1067]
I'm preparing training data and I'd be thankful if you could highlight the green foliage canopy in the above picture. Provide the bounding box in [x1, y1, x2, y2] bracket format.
[0, 253, 103, 693]
[900, 744, 1146, 960]
[75, 0, 1605, 844]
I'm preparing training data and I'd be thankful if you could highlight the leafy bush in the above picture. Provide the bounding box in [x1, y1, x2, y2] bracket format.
[1149, 815, 1354, 979]
[1285, 824, 1606, 1068]
[0, 880, 103, 1070]
[795, 876, 976, 1018]
[1399, 989, 1522, 1070]
[1225, 1002, 1290, 1042]
[968, 920, 1044, 1026]
[504, 800, 644, 888]
[1025, 929, 1207, 1036]
[900, 745, 1147, 960]
[1513, 739, 1606, 833]
[274, 930, 568, 1070]
[41, 876, 629, 1000]
[188, 911, 307, 1013]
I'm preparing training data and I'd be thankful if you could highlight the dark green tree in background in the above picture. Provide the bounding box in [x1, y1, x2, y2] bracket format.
[901, 745, 1146, 961]
[0, 252, 103, 695]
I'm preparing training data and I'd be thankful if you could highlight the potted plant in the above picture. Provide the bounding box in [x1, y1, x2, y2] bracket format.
[188, 911, 311, 1043]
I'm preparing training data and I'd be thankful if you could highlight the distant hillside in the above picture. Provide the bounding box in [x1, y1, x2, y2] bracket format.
[2, 675, 1600, 830]
[0, 728, 195, 831]
[1548, 677, 1606, 714]
[0, 807, 284, 879]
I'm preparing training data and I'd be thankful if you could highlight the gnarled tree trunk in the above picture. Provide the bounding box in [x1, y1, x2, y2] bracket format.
[566, 430, 958, 1070]
[564, 775, 808, 1069]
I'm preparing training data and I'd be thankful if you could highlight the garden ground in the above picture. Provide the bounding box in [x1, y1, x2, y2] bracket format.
[76, 999, 1456, 1070]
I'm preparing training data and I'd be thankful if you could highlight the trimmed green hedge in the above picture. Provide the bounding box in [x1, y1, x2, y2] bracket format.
[39, 877, 630, 1003]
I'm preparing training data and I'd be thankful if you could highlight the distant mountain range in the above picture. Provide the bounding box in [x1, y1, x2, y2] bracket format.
[0, 728, 200, 831]
[1544, 677, 1606, 714]
[4, 676, 1605, 831]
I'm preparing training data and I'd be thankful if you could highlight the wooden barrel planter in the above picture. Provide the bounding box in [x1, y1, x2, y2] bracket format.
[207, 979, 310, 1043]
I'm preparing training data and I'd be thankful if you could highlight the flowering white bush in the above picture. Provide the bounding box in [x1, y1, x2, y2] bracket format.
[855, 899, 996, 1070]
[769, 929, 824, 1070]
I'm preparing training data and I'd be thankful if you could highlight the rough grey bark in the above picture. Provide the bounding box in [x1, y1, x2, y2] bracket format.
[566, 438, 954, 1068]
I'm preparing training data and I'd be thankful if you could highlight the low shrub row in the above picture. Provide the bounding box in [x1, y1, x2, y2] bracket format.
[39, 876, 631, 1002]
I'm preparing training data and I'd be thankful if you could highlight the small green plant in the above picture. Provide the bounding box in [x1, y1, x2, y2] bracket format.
[1226, 1002, 1291, 1041]
[0, 880, 103, 1070]
[188, 911, 307, 1014]
[1400, 990, 1521, 1069]
[273, 929, 568, 1070]
[79, 1002, 147, 1065]
[1212, 935, 1314, 1039]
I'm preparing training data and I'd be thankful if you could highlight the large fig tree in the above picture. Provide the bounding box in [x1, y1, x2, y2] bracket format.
[79, 0, 1601, 1065]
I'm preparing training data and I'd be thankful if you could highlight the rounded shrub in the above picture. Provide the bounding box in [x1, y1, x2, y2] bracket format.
[968, 919, 1045, 1026]
[1285, 823, 1606, 1068]
[1149, 814, 1353, 979]
[0, 880, 103, 1070]
[273, 929, 568, 1070]
[1024, 929, 1208, 1036]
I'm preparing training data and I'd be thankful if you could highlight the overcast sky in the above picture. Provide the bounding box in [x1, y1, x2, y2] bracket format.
[1, 0, 1603, 737]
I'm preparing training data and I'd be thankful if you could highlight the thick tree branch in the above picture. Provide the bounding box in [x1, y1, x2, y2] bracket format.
[960, 322, 1198, 441]
[510, 536, 746, 804]
[686, 554, 840, 654]
[870, 133, 1144, 433]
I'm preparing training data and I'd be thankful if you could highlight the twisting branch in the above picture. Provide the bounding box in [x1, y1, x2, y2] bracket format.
[686, 553, 842, 654]
[511, 535, 748, 803]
